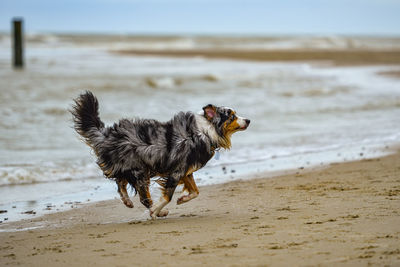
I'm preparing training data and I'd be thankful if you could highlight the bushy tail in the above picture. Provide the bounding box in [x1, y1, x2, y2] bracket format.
[71, 91, 105, 146]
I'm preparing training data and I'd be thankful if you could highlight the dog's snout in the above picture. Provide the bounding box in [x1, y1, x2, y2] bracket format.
[245, 119, 251, 126]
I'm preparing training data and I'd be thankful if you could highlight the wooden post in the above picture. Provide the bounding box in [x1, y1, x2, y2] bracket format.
[12, 18, 24, 68]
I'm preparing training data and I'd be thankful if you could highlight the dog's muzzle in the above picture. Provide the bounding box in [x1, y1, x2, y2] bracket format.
[238, 117, 251, 130]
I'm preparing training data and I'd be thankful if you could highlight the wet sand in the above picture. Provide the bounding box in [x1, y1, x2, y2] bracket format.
[1, 152, 399, 266]
[379, 70, 400, 79]
[115, 49, 400, 66]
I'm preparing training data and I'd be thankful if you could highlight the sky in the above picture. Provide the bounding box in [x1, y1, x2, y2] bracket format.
[1, 0, 400, 35]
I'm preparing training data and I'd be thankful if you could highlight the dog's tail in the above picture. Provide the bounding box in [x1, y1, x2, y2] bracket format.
[71, 91, 105, 147]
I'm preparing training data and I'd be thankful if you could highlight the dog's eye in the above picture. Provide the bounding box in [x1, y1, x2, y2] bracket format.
[230, 114, 235, 120]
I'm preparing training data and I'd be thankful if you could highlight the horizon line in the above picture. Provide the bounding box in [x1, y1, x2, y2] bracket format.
[1, 30, 400, 38]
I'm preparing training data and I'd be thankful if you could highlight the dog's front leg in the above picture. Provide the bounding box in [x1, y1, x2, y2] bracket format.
[150, 176, 179, 219]
[177, 173, 199, 205]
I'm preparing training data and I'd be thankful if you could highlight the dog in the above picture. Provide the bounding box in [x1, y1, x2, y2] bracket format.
[71, 91, 250, 219]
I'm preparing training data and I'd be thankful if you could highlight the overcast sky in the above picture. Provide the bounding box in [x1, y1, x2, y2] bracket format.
[1, 0, 400, 35]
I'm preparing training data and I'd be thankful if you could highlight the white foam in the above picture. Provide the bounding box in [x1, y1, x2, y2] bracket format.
[0, 163, 102, 186]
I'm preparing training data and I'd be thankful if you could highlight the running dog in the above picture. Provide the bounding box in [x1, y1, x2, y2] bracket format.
[71, 91, 250, 219]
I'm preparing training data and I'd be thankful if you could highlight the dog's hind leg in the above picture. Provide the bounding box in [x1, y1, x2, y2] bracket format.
[117, 180, 134, 208]
[136, 179, 153, 210]
[150, 176, 179, 219]
[177, 174, 199, 205]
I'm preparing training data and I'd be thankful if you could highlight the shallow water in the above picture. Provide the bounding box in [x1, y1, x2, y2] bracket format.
[0, 34, 400, 224]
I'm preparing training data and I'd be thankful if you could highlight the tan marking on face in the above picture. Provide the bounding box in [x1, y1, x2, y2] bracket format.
[223, 110, 242, 136]
[219, 110, 249, 149]
[225, 117, 241, 134]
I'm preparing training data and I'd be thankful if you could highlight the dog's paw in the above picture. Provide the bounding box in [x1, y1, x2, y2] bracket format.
[150, 210, 158, 220]
[122, 198, 134, 208]
[157, 209, 169, 217]
[177, 193, 198, 205]
[149, 208, 157, 219]
[177, 195, 189, 205]
[149, 208, 168, 219]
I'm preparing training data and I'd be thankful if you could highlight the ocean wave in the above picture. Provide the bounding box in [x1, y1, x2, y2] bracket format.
[201, 74, 219, 82]
[0, 163, 102, 186]
[145, 77, 178, 89]
[318, 99, 400, 114]
[3, 33, 399, 51]
[279, 85, 352, 98]
[42, 107, 68, 116]
[27, 33, 60, 44]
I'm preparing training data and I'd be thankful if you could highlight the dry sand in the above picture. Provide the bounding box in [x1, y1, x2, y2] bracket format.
[115, 49, 400, 66]
[1, 152, 399, 266]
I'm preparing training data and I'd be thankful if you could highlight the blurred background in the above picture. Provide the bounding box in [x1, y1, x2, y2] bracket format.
[1, 0, 400, 222]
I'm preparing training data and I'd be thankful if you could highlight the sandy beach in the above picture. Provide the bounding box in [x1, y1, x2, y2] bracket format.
[1, 151, 399, 266]
[115, 49, 400, 66]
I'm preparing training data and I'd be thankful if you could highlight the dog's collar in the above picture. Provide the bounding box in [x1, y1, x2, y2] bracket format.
[211, 145, 220, 153]
[211, 145, 221, 160]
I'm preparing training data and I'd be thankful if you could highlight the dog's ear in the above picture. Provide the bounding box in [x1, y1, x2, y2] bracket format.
[203, 104, 217, 121]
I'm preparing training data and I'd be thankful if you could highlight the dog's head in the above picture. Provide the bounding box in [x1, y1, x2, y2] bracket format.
[202, 104, 250, 149]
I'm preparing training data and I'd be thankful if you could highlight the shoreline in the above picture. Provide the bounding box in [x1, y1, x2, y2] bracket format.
[114, 49, 400, 66]
[1, 152, 399, 266]
[0, 144, 392, 225]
